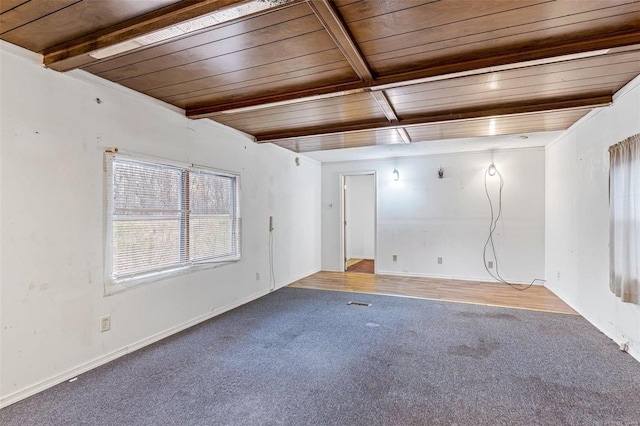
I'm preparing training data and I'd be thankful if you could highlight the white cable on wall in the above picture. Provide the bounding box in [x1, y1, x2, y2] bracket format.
[483, 164, 545, 291]
[269, 216, 276, 292]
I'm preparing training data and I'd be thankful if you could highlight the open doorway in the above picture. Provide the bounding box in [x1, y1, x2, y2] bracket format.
[342, 173, 376, 274]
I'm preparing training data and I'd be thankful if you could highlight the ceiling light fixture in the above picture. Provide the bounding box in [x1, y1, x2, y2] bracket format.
[487, 163, 497, 177]
[89, 0, 294, 60]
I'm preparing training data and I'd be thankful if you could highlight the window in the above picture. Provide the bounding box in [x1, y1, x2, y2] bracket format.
[105, 153, 240, 289]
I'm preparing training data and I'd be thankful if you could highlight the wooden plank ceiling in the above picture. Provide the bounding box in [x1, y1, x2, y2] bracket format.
[2, 0, 640, 153]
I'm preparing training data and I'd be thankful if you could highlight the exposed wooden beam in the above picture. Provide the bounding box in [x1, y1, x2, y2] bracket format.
[396, 128, 412, 144]
[370, 91, 398, 122]
[253, 95, 612, 142]
[42, 0, 302, 72]
[372, 31, 640, 89]
[187, 31, 640, 118]
[370, 90, 412, 143]
[306, 0, 373, 82]
[189, 84, 370, 118]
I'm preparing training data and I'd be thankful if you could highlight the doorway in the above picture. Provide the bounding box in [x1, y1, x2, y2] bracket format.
[342, 173, 376, 274]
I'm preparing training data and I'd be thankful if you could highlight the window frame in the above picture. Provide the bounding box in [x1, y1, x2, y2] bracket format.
[104, 152, 241, 294]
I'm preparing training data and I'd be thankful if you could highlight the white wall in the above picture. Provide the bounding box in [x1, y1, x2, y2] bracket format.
[345, 174, 375, 260]
[545, 77, 640, 361]
[0, 42, 321, 406]
[322, 149, 545, 282]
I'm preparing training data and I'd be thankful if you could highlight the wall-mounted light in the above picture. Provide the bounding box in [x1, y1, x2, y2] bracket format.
[437, 167, 444, 179]
[392, 168, 400, 181]
[487, 163, 497, 176]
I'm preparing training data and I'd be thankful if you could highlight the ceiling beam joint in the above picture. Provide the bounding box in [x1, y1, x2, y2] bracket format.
[370, 90, 399, 122]
[396, 128, 412, 144]
[306, 0, 373, 82]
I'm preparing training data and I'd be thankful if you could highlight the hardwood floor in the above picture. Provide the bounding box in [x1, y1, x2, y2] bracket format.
[346, 259, 374, 274]
[345, 258, 363, 268]
[289, 271, 577, 315]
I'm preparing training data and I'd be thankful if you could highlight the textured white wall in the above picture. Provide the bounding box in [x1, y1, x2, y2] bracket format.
[545, 77, 640, 361]
[345, 175, 375, 260]
[322, 149, 545, 282]
[0, 42, 321, 406]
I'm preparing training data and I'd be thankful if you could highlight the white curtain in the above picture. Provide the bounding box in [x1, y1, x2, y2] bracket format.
[609, 133, 640, 304]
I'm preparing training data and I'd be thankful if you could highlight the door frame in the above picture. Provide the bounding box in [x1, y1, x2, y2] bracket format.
[340, 171, 377, 273]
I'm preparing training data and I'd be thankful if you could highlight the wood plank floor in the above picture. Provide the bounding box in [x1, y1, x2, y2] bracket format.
[345, 258, 363, 268]
[289, 271, 577, 315]
[346, 259, 374, 274]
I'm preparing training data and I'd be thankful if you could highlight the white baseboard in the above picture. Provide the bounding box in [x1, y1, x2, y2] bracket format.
[0, 288, 271, 409]
[1, 268, 323, 409]
[584, 314, 640, 363]
[625, 341, 640, 362]
[276, 267, 321, 289]
[544, 284, 640, 363]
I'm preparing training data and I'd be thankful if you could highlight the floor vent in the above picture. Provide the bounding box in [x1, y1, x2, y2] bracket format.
[347, 301, 371, 307]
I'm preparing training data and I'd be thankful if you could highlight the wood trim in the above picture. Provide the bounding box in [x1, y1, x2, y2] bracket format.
[254, 94, 612, 141]
[370, 90, 398, 122]
[187, 32, 640, 118]
[42, 0, 303, 72]
[371, 31, 640, 88]
[306, 0, 373, 82]
[188, 85, 370, 118]
[396, 128, 412, 144]
[370, 88, 413, 144]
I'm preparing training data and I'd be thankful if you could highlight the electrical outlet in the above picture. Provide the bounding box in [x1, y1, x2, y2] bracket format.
[557, 271, 561, 280]
[437, 257, 443, 264]
[99, 315, 111, 333]
[256, 272, 260, 281]
[392, 255, 397, 262]
[488, 261, 494, 269]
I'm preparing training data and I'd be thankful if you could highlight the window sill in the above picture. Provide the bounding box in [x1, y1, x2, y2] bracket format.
[103, 257, 241, 296]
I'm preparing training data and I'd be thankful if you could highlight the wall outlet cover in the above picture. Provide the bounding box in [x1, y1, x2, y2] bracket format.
[99, 315, 111, 333]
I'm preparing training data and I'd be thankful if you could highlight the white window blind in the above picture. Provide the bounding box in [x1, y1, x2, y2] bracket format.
[189, 169, 238, 262]
[105, 154, 240, 287]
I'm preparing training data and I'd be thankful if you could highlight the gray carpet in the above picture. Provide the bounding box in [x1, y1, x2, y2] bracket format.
[2, 287, 640, 425]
